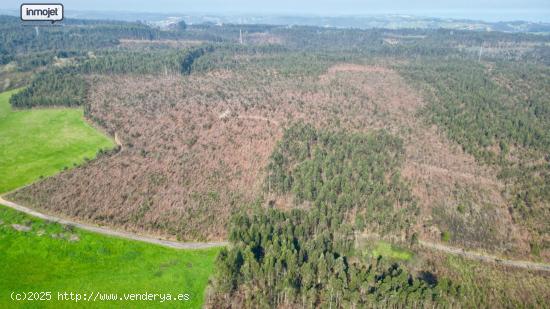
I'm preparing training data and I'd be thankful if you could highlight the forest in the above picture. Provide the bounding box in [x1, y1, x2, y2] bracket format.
[209, 207, 460, 308]
[9, 46, 216, 107]
[1, 13, 549, 308]
[398, 59, 550, 249]
[9, 69, 87, 108]
[208, 124, 458, 308]
[265, 123, 416, 235]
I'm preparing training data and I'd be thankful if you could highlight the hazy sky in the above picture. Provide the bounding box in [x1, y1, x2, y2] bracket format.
[5, 0, 550, 21]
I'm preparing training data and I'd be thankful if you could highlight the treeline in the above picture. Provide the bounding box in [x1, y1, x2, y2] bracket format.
[0, 16, 154, 53]
[77, 46, 214, 75]
[261, 26, 550, 61]
[3, 14, 547, 70]
[10, 69, 87, 108]
[185, 23, 549, 55]
[208, 124, 458, 307]
[180, 26, 550, 69]
[0, 15, 187, 68]
[9, 46, 216, 108]
[191, 45, 331, 77]
[78, 50, 186, 75]
[401, 60, 549, 160]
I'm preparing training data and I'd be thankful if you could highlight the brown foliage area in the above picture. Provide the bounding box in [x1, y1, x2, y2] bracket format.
[11, 73, 287, 241]
[319, 64, 530, 257]
[9, 64, 531, 252]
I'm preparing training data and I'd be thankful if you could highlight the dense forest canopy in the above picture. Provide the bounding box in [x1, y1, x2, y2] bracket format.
[209, 124, 458, 307]
[10, 69, 87, 108]
[266, 123, 415, 235]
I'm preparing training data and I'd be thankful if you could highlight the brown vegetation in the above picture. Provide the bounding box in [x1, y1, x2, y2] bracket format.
[319, 64, 531, 257]
[9, 62, 532, 254]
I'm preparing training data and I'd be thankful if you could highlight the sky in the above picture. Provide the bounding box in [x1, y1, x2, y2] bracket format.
[4, 0, 550, 22]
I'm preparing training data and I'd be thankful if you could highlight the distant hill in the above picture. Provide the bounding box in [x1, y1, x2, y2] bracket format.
[1, 8, 550, 33]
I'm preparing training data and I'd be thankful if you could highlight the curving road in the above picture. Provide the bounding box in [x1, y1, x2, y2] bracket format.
[0, 196, 228, 249]
[419, 240, 550, 272]
[2, 132, 548, 267]
[357, 232, 550, 272]
[2, 195, 550, 269]
[1, 132, 227, 249]
[0, 197, 227, 250]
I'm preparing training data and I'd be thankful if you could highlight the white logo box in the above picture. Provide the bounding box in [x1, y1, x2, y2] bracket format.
[21, 3, 64, 23]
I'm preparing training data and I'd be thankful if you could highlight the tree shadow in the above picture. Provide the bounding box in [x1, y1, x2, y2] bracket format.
[419, 271, 438, 286]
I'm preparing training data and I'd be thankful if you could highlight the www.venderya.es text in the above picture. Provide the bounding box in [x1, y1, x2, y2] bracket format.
[10, 291, 191, 303]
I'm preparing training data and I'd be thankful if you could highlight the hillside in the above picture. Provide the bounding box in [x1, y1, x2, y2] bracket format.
[1, 15, 549, 307]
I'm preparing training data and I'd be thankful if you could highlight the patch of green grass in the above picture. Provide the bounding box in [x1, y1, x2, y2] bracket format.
[0, 89, 114, 193]
[368, 240, 413, 261]
[441, 231, 452, 242]
[0, 205, 220, 308]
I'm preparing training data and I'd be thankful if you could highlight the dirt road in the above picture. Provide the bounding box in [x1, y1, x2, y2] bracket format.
[1, 128, 546, 264]
[1, 132, 225, 249]
[236, 115, 280, 126]
[419, 240, 550, 272]
[0, 196, 228, 249]
[3, 194, 550, 269]
[357, 232, 550, 272]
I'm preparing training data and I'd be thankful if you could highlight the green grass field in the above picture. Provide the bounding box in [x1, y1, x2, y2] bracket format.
[0, 88, 221, 308]
[367, 240, 414, 261]
[0, 205, 220, 308]
[0, 89, 114, 193]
